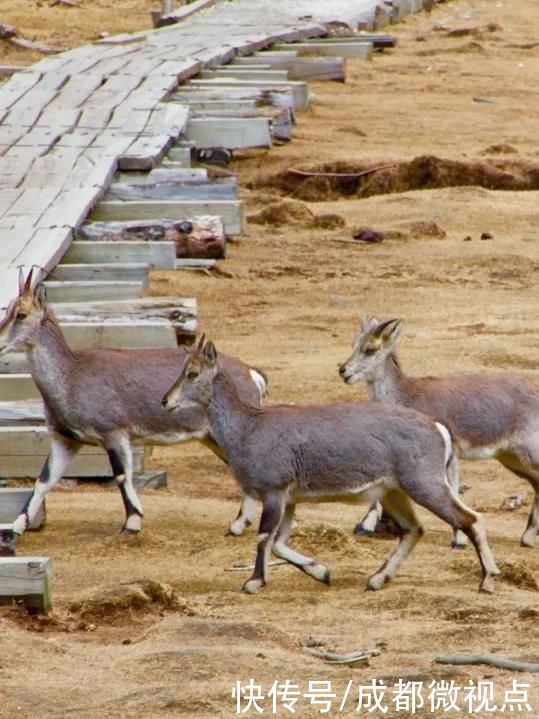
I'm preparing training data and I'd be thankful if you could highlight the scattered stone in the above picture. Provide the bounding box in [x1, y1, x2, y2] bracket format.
[518, 608, 538, 620]
[352, 228, 384, 243]
[446, 27, 480, 38]
[501, 494, 524, 511]
[463, 235, 472, 242]
[480, 232, 493, 240]
[473, 96, 497, 104]
[0, 23, 17, 40]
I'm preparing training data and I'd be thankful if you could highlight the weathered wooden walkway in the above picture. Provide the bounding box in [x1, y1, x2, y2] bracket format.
[0, 0, 427, 610]
[0, 0, 387, 310]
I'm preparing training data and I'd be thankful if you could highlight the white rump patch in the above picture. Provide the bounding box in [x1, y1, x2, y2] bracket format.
[250, 369, 267, 401]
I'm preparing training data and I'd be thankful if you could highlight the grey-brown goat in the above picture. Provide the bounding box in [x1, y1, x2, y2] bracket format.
[162, 339, 499, 594]
[339, 315, 539, 548]
[0, 271, 265, 551]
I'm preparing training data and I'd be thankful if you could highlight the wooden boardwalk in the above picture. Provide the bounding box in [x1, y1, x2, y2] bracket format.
[0, 0, 428, 610]
[0, 0, 383, 311]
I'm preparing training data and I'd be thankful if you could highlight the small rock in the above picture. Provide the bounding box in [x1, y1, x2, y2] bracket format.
[463, 235, 472, 242]
[480, 232, 493, 240]
[501, 494, 523, 511]
[0, 23, 17, 40]
[353, 228, 384, 243]
[122, 638, 132, 645]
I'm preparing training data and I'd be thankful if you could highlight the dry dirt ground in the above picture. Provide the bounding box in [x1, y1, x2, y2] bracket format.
[1, 1, 539, 718]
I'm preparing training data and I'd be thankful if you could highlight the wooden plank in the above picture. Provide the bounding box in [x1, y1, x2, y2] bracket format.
[76, 218, 226, 259]
[147, 168, 208, 182]
[53, 263, 150, 288]
[184, 117, 272, 149]
[0, 557, 52, 614]
[164, 145, 193, 166]
[235, 55, 346, 82]
[92, 200, 244, 236]
[61, 322, 181, 349]
[171, 87, 295, 112]
[0, 488, 45, 529]
[0, 375, 40, 401]
[154, 0, 216, 27]
[0, 355, 29, 375]
[43, 281, 144, 303]
[105, 179, 236, 202]
[0, 426, 145, 475]
[0, 71, 42, 113]
[62, 241, 177, 269]
[185, 79, 309, 111]
[271, 41, 373, 59]
[0, 402, 44, 425]
[200, 68, 290, 82]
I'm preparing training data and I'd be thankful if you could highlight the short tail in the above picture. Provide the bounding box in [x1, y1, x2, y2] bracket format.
[434, 421, 454, 469]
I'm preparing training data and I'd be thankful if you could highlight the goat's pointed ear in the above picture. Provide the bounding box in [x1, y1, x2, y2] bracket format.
[203, 340, 218, 365]
[35, 284, 47, 309]
[375, 318, 403, 344]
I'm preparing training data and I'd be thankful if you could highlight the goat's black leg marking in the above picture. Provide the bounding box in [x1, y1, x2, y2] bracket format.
[242, 494, 284, 594]
[106, 446, 143, 533]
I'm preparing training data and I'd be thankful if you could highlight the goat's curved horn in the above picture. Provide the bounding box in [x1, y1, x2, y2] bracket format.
[23, 268, 34, 295]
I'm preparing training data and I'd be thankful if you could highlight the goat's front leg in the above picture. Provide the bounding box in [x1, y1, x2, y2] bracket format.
[273, 503, 331, 584]
[242, 493, 284, 594]
[226, 493, 257, 536]
[1, 435, 83, 555]
[105, 433, 144, 533]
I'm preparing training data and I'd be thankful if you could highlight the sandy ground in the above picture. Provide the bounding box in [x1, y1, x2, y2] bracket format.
[1, 1, 539, 718]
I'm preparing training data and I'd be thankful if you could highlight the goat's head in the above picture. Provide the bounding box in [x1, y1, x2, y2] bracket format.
[162, 335, 218, 412]
[339, 314, 403, 384]
[0, 269, 48, 355]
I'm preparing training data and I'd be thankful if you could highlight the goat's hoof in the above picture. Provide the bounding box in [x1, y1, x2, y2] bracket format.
[479, 575, 496, 594]
[305, 562, 331, 585]
[0, 529, 17, 556]
[353, 524, 374, 537]
[450, 540, 467, 550]
[225, 526, 243, 537]
[520, 533, 536, 548]
[241, 578, 264, 594]
[366, 574, 388, 591]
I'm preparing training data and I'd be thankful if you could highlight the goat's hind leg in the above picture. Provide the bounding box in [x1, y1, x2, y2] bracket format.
[105, 433, 144, 533]
[497, 447, 539, 548]
[242, 493, 284, 594]
[408, 475, 499, 593]
[272, 503, 331, 585]
[354, 501, 383, 537]
[447, 455, 468, 549]
[366, 489, 424, 591]
[1, 435, 83, 555]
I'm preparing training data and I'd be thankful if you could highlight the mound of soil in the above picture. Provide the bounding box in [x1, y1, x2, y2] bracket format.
[255, 155, 539, 202]
[69, 580, 199, 621]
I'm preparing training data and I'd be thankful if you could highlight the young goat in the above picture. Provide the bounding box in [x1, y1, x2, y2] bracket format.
[162, 339, 499, 594]
[0, 270, 265, 551]
[339, 315, 539, 548]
